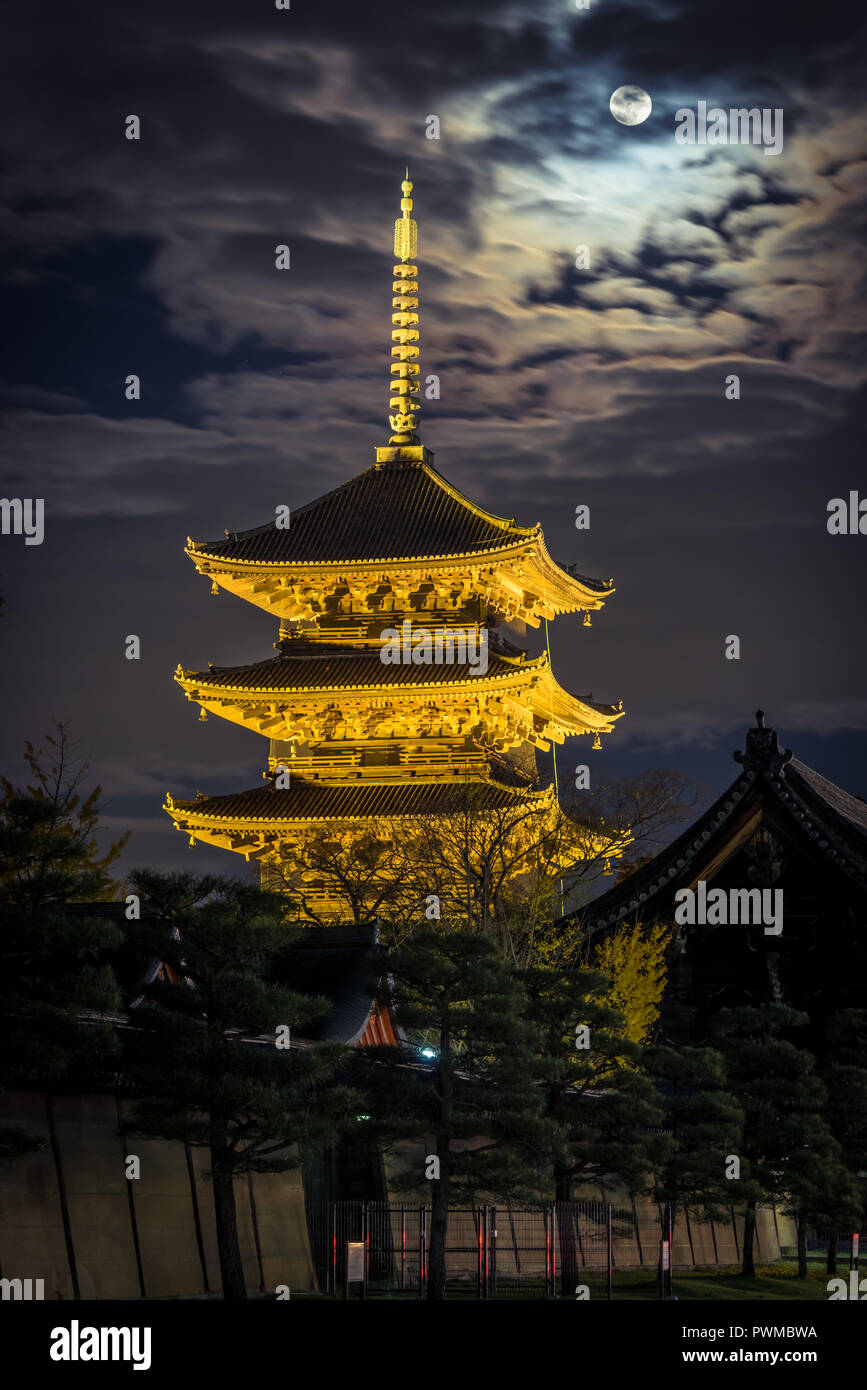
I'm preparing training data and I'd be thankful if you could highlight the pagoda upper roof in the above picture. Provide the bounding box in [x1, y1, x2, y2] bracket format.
[191, 458, 532, 565]
[188, 457, 606, 585]
[566, 710, 867, 935]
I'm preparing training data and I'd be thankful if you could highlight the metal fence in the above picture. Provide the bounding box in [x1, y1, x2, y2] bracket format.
[308, 1199, 684, 1298]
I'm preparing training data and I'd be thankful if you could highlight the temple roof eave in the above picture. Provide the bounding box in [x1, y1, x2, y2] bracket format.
[186, 532, 614, 614]
[173, 654, 624, 740]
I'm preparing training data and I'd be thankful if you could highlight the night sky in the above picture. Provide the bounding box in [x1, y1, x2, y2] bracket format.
[1, 0, 865, 881]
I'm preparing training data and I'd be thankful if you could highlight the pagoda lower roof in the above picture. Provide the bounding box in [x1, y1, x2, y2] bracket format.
[167, 778, 549, 825]
[189, 457, 536, 566]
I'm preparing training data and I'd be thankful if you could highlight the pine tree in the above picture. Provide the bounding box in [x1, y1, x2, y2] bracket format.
[714, 1004, 828, 1277]
[359, 929, 545, 1301]
[820, 1009, 867, 1274]
[0, 726, 125, 1160]
[122, 871, 359, 1300]
[0, 721, 129, 910]
[646, 1044, 744, 1227]
[520, 961, 664, 1292]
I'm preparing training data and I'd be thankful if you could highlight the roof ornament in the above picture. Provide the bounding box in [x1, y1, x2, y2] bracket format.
[733, 708, 792, 775]
[389, 169, 419, 445]
[377, 171, 426, 465]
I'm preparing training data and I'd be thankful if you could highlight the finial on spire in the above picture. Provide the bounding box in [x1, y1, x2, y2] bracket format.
[375, 172, 433, 465]
[384, 170, 421, 451]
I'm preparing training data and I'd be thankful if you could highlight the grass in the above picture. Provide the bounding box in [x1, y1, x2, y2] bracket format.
[612, 1262, 836, 1301]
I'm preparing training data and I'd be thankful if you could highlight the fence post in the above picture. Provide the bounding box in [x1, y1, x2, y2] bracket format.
[543, 1207, 549, 1296]
[330, 1200, 337, 1296]
[490, 1205, 497, 1297]
[419, 1207, 427, 1299]
[658, 1204, 665, 1301]
[400, 1203, 406, 1292]
[477, 1207, 483, 1299]
[362, 1201, 369, 1301]
[607, 1203, 613, 1301]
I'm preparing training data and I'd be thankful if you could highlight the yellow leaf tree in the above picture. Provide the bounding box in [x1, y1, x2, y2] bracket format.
[592, 922, 670, 1046]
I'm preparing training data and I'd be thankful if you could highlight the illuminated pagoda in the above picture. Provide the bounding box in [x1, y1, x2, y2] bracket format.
[165, 174, 624, 898]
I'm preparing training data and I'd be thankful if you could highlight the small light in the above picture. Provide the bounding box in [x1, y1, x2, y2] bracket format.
[355, 1114, 371, 1122]
[420, 1047, 437, 1059]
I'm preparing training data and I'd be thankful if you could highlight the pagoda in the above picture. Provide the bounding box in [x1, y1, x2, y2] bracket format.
[165, 173, 624, 897]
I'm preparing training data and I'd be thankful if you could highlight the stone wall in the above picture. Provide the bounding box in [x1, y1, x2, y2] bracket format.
[0, 1091, 316, 1299]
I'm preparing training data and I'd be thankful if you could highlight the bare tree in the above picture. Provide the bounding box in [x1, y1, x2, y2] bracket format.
[263, 768, 698, 963]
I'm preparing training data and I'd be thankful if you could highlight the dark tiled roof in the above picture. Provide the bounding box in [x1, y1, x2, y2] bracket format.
[190, 650, 523, 690]
[173, 779, 540, 822]
[567, 725, 867, 933]
[787, 758, 867, 836]
[191, 459, 533, 564]
[60, 907, 384, 1046]
[269, 924, 381, 1043]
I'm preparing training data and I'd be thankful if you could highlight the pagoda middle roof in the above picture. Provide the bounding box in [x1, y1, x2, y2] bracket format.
[177, 649, 622, 719]
[185, 649, 522, 691]
[190, 457, 537, 566]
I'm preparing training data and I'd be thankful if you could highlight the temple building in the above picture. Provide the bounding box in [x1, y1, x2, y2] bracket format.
[569, 711, 867, 1052]
[164, 174, 623, 898]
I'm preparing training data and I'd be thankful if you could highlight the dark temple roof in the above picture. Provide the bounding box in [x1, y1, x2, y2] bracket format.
[191, 457, 534, 565]
[60, 906, 385, 1046]
[269, 925, 382, 1044]
[788, 757, 867, 837]
[173, 778, 543, 823]
[568, 710, 867, 935]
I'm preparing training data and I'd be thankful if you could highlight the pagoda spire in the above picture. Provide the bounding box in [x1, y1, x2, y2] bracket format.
[377, 170, 430, 465]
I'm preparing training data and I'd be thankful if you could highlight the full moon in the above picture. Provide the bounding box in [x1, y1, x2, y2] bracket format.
[609, 85, 653, 126]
